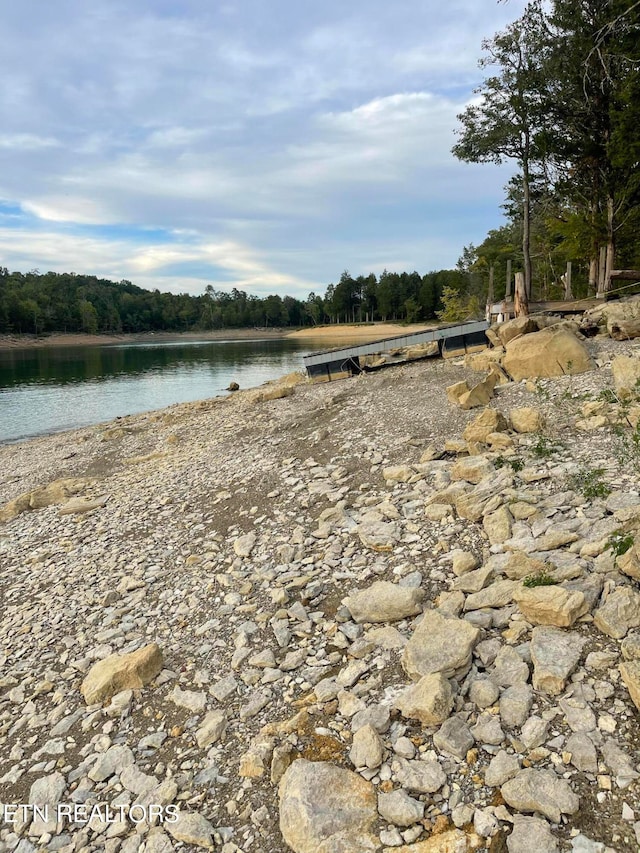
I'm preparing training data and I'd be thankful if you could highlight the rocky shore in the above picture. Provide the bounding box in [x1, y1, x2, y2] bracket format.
[1, 313, 640, 853]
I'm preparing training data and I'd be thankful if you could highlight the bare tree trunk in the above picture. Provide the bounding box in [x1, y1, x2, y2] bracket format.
[589, 256, 598, 295]
[506, 260, 512, 299]
[603, 196, 615, 297]
[486, 265, 495, 322]
[514, 272, 529, 317]
[522, 170, 533, 299]
[597, 245, 608, 297]
[563, 261, 573, 300]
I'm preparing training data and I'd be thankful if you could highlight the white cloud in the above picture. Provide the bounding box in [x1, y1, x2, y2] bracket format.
[0, 0, 527, 295]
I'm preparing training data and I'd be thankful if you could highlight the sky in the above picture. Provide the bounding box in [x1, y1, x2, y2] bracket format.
[0, 0, 528, 300]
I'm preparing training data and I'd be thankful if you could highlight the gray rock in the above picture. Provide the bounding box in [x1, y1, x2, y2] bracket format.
[166, 812, 215, 849]
[395, 672, 453, 726]
[490, 646, 530, 687]
[345, 581, 424, 623]
[531, 626, 586, 695]
[469, 677, 500, 709]
[601, 739, 640, 788]
[88, 745, 135, 782]
[433, 715, 475, 759]
[195, 710, 227, 748]
[471, 713, 505, 746]
[27, 772, 66, 835]
[520, 715, 549, 749]
[465, 580, 519, 611]
[565, 732, 598, 773]
[377, 789, 424, 826]
[350, 724, 384, 769]
[170, 685, 207, 713]
[485, 750, 520, 786]
[402, 610, 480, 680]
[392, 757, 447, 793]
[594, 586, 640, 639]
[508, 815, 558, 852]
[500, 684, 533, 727]
[279, 760, 379, 853]
[501, 769, 580, 823]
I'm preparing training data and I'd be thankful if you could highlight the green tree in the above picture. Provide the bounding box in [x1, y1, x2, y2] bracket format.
[453, 1, 551, 299]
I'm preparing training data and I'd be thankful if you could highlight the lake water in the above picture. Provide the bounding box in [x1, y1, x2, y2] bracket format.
[0, 337, 331, 444]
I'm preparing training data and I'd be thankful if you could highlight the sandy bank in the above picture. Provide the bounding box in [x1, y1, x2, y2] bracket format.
[286, 322, 434, 343]
[0, 323, 435, 351]
[0, 328, 288, 350]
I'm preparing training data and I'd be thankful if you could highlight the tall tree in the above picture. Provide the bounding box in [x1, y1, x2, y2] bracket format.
[453, 1, 551, 298]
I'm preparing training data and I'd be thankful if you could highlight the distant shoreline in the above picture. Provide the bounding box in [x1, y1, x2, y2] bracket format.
[0, 323, 432, 351]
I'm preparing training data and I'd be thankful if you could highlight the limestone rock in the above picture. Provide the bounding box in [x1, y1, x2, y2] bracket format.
[392, 757, 447, 794]
[618, 543, 640, 581]
[507, 815, 558, 853]
[383, 465, 415, 483]
[383, 829, 481, 853]
[513, 585, 589, 627]
[446, 380, 471, 406]
[402, 611, 480, 680]
[171, 685, 207, 713]
[496, 316, 542, 346]
[88, 745, 135, 782]
[594, 586, 640, 639]
[611, 355, 640, 397]
[452, 549, 480, 576]
[531, 627, 585, 695]
[620, 660, 640, 711]
[464, 579, 518, 611]
[457, 373, 499, 410]
[502, 328, 594, 381]
[485, 750, 520, 787]
[501, 768, 579, 823]
[357, 519, 400, 552]
[81, 643, 163, 704]
[377, 789, 424, 826]
[0, 477, 91, 522]
[463, 409, 509, 443]
[345, 581, 424, 624]
[490, 646, 530, 687]
[395, 673, 453, 726]
[499, 684, 533, 728]
[433, 715, 474, 758]
[350, 724, 384, 769]
[234, 532, 256, 557]
[451, 456, 494, 484]
[278, 759, 379, 853]
[195, 710, 227, 748]
[509, 407, 545, 434]
[483, 506, 513, 545]
[166, 812, 215, 849]
[28, 773, 66, 835]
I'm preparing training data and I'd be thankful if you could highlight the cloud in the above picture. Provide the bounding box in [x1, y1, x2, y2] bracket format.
[0, 0, 528, 296]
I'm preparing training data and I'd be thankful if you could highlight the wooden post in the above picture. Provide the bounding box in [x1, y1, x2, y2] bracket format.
[514, 272, 529, 317]
[563, 261, 573, 300]
[486, 265, 494, 322]
[505, 260, 512, 300]
[597, 246, 607, 297]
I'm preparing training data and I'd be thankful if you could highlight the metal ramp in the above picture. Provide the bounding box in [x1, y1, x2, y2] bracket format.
[303, 320, 489, 382]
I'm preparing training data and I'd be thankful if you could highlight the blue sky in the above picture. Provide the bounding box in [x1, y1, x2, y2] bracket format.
[0, 0, 527, 299]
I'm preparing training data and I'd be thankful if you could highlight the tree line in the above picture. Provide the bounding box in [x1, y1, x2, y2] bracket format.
[0, 267, 469, 336]
[453, 0, 640, 302]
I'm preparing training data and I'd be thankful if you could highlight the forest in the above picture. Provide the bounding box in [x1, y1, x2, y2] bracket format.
[1, 0, 639, 335]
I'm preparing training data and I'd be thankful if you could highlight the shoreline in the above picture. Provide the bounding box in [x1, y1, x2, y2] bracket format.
[0, 335, 638, 851]
[0, 322, 433, 351]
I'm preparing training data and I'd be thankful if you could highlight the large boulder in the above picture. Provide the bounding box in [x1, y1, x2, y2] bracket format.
[611, 355, 640, 398]
[278, 760, 379, 853]
[81, 643, 163, 704]
[580, 294, 640, 337]
[502, 328, 594, 380]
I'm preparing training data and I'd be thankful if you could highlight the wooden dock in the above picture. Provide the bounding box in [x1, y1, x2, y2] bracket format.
[303, 320, 490, 382]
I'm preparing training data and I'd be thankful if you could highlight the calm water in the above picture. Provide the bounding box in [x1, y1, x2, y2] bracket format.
[0, 337, 326, 444]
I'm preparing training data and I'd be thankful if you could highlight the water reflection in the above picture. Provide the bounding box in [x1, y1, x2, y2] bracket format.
[0, 338, 315, 443]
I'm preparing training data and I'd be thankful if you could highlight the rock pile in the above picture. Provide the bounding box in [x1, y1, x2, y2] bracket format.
[1, 330, 640, 852]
